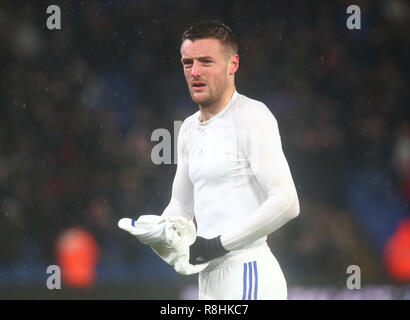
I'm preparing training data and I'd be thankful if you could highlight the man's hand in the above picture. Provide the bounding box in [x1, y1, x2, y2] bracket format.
[189, 236, 229, 265]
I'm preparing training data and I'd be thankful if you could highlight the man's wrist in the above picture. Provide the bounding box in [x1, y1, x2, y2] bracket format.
[189, 235, 230, 265]
[207, 236, 229, 258]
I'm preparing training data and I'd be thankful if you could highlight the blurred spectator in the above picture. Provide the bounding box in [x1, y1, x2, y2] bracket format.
[56, 227, 99, 288]
[384, 218, 410, 282]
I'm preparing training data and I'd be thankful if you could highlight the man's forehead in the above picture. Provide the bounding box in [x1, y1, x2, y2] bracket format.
[180, 38, 224, 57]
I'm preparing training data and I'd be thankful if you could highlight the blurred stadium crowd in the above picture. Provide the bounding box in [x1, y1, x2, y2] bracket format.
[0, 0, 409, 291]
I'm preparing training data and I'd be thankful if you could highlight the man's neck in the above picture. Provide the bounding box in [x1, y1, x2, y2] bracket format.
[198, 86, 236, 122]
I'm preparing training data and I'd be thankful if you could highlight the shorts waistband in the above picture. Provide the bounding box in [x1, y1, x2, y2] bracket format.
[202, 242, 271, 272]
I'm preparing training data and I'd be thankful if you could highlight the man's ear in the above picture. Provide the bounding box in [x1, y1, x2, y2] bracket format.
[229, 54, 239, 75]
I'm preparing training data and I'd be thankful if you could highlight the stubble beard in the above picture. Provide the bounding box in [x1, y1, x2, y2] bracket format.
[191, 79, 228, 109]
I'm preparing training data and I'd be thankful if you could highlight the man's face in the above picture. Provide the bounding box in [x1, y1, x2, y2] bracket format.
[180, 38, 236, 107]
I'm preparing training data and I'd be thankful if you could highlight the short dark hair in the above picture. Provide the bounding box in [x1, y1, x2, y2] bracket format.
[181, 20, 238, 55]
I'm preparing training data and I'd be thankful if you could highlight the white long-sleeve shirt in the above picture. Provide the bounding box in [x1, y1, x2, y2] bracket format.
[162, 91, 299, 251]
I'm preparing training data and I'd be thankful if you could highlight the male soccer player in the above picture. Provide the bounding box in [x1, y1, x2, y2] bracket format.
[161, 20, 300, 300]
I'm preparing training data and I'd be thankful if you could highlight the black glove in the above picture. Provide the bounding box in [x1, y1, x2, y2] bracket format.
[189, 236, 229, 265]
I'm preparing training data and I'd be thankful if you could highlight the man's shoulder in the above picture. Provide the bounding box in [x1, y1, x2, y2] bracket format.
[236, 92, 267, 109]
[234, 92, 276, 124]
[178, 110, 199, 134]
[182, 110, 199, 125]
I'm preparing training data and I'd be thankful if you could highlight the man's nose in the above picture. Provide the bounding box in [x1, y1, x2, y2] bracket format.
[191, 60, 202, 77]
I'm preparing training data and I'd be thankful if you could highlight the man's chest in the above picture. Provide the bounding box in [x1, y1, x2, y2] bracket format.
[186, 124, 249, 185]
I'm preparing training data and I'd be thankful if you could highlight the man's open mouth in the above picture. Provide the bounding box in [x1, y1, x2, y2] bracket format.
[192, 82, 206, 88]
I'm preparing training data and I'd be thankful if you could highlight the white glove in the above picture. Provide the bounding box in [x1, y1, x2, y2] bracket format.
[118, 215, 209, 275]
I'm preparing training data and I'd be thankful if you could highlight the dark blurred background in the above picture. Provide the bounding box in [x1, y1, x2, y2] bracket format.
[0, 0, 409, 299]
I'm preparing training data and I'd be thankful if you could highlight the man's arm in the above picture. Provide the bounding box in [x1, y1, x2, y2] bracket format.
[161, 120, 195, 219]
[220, 104, 300, 251]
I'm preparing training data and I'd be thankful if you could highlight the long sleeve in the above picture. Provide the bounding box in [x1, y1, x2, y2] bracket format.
[161, 120, 195, 220]
[220, 104, 300, 250]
